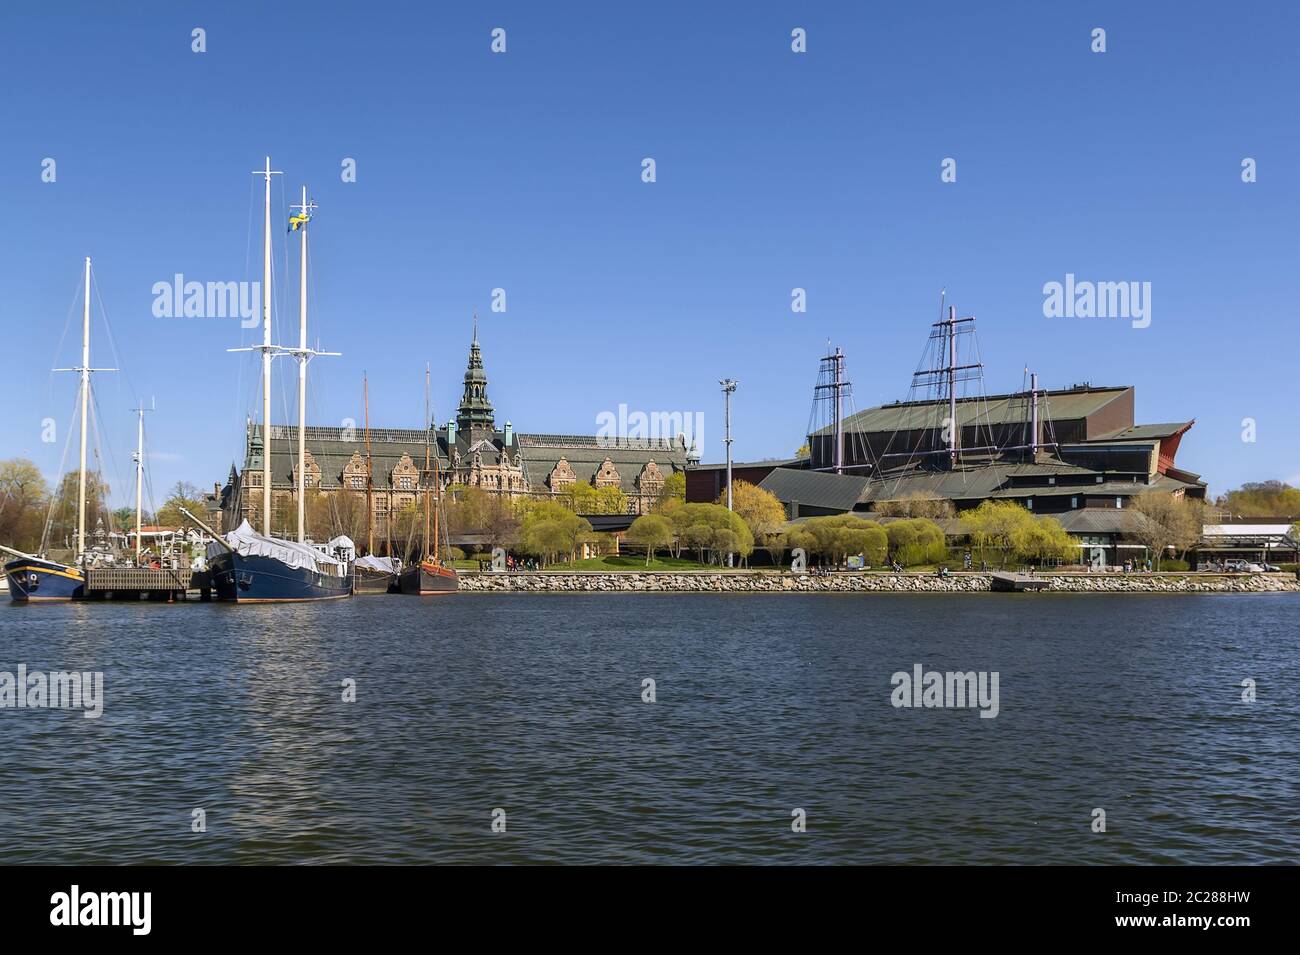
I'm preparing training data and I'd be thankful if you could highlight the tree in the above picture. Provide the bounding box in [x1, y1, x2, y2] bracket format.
[0, 458, 49, 553]
[874, 491, 955, 520]
[656, 471, 686, 509]
[518, 500, 592, 565]
[665, 502, 754, 565]
[794, 514, 887, 565]
[46, 471, 111, 551]
[559, 482, 628, 515]
[1169, 495, 1207, 562]
[724, 480, 787, 563]
[884, 518, 948, 566]
[794, 443, 810, 459]
[963, 501, 1033, 568]
[1214, 481, 1300, 518]
[627, 514, 673, 565]
[155, 481, 206, 530]
[1130, 492, 1181, 570]
[447, 485, 519, 550]
[1010, 516, 1077, 565]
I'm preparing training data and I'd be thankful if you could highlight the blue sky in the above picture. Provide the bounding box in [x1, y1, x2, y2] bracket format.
[1, 0, 1296, 508]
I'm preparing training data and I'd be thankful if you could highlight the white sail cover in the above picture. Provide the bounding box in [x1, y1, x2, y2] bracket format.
[208, 520, 349, 572]
[355, 554, 400, 573]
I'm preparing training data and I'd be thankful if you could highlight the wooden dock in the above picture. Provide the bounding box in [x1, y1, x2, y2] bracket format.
[990, 572, 1050, 593]
[84, 567, 211, 600]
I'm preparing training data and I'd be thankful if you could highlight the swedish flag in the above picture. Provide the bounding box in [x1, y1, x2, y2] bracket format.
[288, 213, 311, 232]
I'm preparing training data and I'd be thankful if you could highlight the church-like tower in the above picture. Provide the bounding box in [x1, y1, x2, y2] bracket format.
[456, 325, 495, 445]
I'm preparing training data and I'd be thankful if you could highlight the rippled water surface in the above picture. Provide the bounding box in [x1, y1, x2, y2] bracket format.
[1, 593, 1296, 864]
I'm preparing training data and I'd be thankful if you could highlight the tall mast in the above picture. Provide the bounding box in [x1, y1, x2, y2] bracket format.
[292, 185, 317, 543]
[53, 257, 115, 560]
[364, 373, 373, 555]
[947, 305, 958, 467]
[236, 157, 283, 537]
[76, 256, 91, 559]
[423, 363, 431, 559]
[132, 400, 152, 562]
[260, 159, 276, 535]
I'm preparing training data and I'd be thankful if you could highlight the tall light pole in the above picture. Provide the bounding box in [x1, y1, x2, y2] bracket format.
[720, 378, 738, 568]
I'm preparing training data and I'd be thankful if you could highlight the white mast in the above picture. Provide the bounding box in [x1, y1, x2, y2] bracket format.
[77, 256, 91, 558]
[292, 186, 317, 543]
[54, 258, 115, 562]
[260, 158, 278, 537]
[286, 186, 337, 544]
[230, 158, 281, 537]
[131, 400, 152, 562]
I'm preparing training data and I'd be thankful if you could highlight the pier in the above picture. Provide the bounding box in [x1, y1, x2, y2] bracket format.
[989, 572, 1050, 593]
[84, 567, 211, 601]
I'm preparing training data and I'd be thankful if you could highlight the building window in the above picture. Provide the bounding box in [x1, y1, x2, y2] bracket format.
[1027, 498, 1034, 511]
[1071, 496, 1078, 509]
[1095, 475, 1103, 483]
[1115, 497, 1123, 509]
[1048, 477, 1056, 485]
[397, 476, 413, 490]
[348, 476, 365, 490]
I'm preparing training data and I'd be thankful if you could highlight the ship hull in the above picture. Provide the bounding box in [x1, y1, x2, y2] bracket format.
[4, 558, 85, 602]
[397, 562, 459, 595]
[354, 567, 398, 594]
[208, 551, 353, 603]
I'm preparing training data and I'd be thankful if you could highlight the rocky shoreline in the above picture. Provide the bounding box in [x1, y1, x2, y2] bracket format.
[458, 571, 1300, 594]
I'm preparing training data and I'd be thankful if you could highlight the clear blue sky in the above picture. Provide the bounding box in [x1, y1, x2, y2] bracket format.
[1, 0, 1296, 508]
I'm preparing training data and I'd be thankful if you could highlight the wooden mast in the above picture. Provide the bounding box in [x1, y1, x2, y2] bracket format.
[423, 363, 431, 560]
[364, 374, 374, 556]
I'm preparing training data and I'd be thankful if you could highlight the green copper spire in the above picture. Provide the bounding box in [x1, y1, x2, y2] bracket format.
[456, 318, 495, 441]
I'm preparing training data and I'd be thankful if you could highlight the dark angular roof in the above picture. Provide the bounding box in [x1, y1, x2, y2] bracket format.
[759, 468, 871, 512]
[815, 386, 1132, 437]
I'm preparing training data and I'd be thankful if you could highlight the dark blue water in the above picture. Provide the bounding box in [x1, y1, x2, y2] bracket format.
[1, 594, 1296, 864]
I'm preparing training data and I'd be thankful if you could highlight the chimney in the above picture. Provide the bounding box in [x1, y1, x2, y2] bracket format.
[503, 420, 513, 447]
[447, 418, 457, 448]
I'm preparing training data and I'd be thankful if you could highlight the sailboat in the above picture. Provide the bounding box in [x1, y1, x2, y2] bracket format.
[205, 161, 352, 602]
[398, 365, 459, 595]
[3, 257, 114, 601]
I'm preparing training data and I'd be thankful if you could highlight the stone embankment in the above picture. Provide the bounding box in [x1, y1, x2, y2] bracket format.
[458, 571, 1300, 594]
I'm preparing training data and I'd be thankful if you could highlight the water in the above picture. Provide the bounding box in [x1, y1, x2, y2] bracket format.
[1, 593, 1296, 864]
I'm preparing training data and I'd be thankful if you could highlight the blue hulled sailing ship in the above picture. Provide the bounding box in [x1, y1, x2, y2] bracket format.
[4, 257, 112, 602]
[202, 160, 351, 603]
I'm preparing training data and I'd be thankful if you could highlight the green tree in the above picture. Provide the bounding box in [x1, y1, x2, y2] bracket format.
[155, 481, 206, 529]
[0, 458, 50, 553]
[795, 514, 887, 565]
[626, 514, 673, 565]
[518, 500, 592, 565]
[725, 480, 787, 563]
[656, 471, 686, 509]
[885, 518, 948, 566]
[1215, 481, 1300, 518]
[963, 500, 1033, 568]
